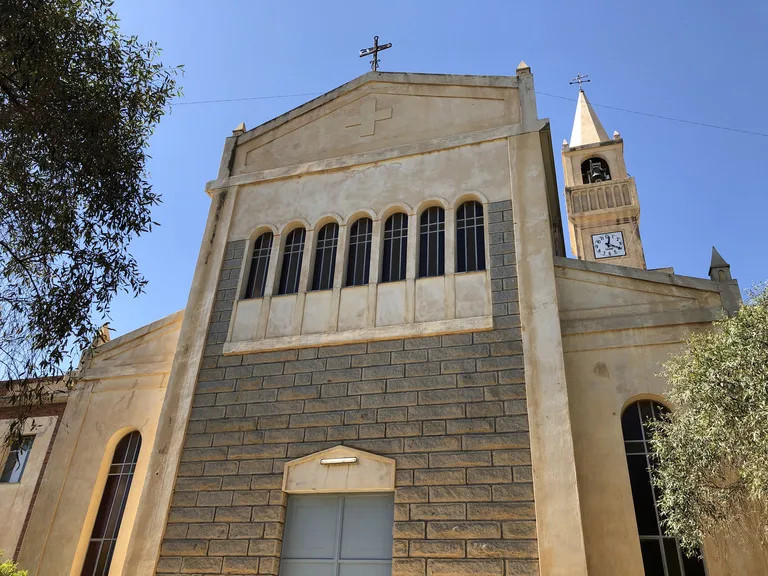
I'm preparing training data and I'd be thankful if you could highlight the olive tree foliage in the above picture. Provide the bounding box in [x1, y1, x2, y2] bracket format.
[0, 553, 26, 576]
[652, 284, 768, 556]
[0, 0, 180, 442]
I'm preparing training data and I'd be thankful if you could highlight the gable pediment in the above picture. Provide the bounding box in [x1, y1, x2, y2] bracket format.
[555, 259, 724, 334]
[82, 310, 184, 379]
[231, 73, 521, 174]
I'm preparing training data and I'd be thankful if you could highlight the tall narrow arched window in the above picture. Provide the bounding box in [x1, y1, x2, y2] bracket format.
[81, 431, 142, 576]
[581, 157, 612, 184]
[418, 207, 445, 278]
[312, 223, 339, 291]
[622, 401, 706, 576]
[244, 232, 273, 299]
[278, 228, 306, 295]
[456, 201, 486, 273]
[381, 213, 408, 283]
[346, 218, 372, 286]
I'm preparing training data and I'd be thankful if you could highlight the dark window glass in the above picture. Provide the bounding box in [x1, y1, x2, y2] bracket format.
[244, 232, 273, 299]
[382, 213, 408, 283]
[312, 223, 339, 291]
[456, 201, 486, 273]
[622, 401, 707, 576]
[0, 435, 34, 483]
[80, 431, 141, 576]
[346, 218, 372, 287]
[278, 228, 306, 295]
[581, 157, 612, 184]
[418, 207, 445, 278]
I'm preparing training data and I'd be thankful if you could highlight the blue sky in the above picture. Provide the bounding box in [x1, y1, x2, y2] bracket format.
[109, 0, 767, 337]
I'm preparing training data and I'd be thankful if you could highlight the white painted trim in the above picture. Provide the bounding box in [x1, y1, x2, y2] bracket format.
[223, 315, 492, 355]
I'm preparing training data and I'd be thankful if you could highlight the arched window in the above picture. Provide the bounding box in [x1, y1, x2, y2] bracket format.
[346, 218, 372, 286]
[456, 201, 486, 273]
[581, 157, 611, 184]
[381, 213, 408, 283]
[278, 228, 306, 295]
[244, 232, 273, 299]
[81, 431, 142, 576]
[311, 223, 339, 291]
[622, 401, 706, 576]
[418, 207, 445, 278]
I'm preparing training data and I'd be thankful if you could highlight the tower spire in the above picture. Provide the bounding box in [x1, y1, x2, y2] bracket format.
[569, 90, 610, 147]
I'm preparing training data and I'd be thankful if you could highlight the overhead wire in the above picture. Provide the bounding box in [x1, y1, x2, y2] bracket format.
[171, 90, 767, 138]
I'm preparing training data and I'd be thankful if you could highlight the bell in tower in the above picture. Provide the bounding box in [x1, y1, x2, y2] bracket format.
[561, 85, 646, 270]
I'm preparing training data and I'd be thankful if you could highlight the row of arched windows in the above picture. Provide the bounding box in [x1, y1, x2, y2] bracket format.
[244, 201, 487, 299]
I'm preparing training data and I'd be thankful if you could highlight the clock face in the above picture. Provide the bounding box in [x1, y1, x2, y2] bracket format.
[592, 231, 626, 259]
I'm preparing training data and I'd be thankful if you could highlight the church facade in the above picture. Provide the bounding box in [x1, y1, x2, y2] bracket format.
[1, 65, 762, 576]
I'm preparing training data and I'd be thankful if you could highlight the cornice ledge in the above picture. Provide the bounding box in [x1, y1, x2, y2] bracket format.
[554, 256, 719, 292]
[206, 120, 549, 192]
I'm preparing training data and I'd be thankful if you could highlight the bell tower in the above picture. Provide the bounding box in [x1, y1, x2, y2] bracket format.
[562, 89, 646, 269]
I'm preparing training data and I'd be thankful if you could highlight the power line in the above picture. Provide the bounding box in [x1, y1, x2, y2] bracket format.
[171, 90, 767, 139]
[536, 91, 768, 138]
[173, 92, 323, 105]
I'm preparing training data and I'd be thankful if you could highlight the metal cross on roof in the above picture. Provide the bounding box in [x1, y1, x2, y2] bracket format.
[359, 36, 392, 72]
[569, 73, 591, 91]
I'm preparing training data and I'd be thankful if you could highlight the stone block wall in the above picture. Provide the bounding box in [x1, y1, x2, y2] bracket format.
[157, 200, 538, 576]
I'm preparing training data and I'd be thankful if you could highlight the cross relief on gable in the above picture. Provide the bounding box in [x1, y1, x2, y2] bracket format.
[345, 97, 392, 137]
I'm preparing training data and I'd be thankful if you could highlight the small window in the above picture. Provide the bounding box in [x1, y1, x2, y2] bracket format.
[312, 223, 339, 291]
[346, 218, 372, 287]
[278, 228, 306, 295]
[622, 401, 706, 576]
[0, 435, 34, 483]
[281, 494, 394, 576]
[418, 206, 445, 278]
[81, 431, 142, 576]
[244, 232, 273, 299]
[382, 213, 408, 283]
[581, 157, 611, 184]
[456, 201, 486, 273]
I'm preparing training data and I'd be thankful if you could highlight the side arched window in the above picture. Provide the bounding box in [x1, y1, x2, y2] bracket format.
[278, 228, 306, 295]
[456, 201, 486, 273]
[622, 401, 706, 576]
[346, 218, 373, 287]
[381, 213, 408, 283]
[581, 157, 611, 184]
[311, 223, 339, 291]
[418, 207, 445, 278]
[81, 431, 142, 576]
[244, 232, 273, 299]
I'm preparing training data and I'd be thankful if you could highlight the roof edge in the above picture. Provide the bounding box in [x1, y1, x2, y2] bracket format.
[554, 256, 718, 292]
[235, 71, 523, 147]
[94, 309, 185, 355]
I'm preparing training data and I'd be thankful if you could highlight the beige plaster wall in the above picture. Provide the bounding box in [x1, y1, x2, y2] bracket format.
[0, 416, 57, 558]
[556, 260, 767, 575]
[16, 312, 182, 576]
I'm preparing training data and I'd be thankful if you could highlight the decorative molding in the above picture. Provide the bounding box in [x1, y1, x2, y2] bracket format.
[282, 446, 396, 494]
[223, 315, 493, 355]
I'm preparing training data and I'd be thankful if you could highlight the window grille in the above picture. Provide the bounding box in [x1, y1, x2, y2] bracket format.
[622, 401, 706, 576]
[418, 206, 445, 278]
[0, 435, 34, 483]
[244, 232, 273, 298]
[312, 223, 339, 291]
[80, 431, 142, 576]
[278, 228, 306, 295]
[456, 201, 486, 273]
[381, 213, 408, 283]
[346, 218, 372, 286]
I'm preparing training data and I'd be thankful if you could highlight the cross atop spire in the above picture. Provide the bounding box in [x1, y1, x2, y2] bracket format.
[569, 73, 591, 92]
